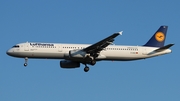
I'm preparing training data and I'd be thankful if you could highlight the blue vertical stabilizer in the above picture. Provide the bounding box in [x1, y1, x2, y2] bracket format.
[144, 26, 168, 47]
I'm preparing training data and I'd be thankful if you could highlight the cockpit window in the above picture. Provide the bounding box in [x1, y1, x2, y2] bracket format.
[12, 45, 20, 48]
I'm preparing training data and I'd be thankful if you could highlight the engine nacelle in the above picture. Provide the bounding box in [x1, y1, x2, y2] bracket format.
[69, 50, 89, 58]
[60, 60, 80, 68]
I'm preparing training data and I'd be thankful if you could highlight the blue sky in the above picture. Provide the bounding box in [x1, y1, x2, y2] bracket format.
[1, 0, 180, 101]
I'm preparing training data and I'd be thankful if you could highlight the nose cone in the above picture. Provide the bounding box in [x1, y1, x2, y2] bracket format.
[6, 49, 13, 56]
[6, 50, 10, 55]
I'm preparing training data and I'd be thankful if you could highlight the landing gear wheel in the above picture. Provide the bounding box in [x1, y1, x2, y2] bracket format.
[90, 60, 96, 65]
[84, 66, 89, 72]
[24, 57, 28, 67]
[24, 63, 28, 67]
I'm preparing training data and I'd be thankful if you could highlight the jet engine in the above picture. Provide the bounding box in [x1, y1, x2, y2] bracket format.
[60, 60, 80, 68]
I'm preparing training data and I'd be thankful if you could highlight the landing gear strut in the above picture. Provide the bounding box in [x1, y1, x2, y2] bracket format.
[90, 60, 96, 65]
[24, 57, 28, 67]
[83, 60, 96, 72]
[84, 64, 89, 72]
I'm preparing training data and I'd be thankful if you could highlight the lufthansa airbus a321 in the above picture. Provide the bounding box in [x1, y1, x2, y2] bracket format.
[6, 26, 174, 72]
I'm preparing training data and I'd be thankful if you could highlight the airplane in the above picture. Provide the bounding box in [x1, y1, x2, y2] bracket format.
[6, 26, 174, 72]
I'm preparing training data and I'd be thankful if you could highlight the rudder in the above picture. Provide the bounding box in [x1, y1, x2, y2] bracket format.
[144, 26, 168, 47]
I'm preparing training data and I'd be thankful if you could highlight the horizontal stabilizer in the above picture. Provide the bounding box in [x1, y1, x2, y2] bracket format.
[154, 44, 174, 52]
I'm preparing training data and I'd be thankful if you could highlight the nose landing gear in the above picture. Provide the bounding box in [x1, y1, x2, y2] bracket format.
[24, 57, 28, 67]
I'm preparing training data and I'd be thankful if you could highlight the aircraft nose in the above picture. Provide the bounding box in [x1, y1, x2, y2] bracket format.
[6, 50, 10, 55]
[6, 49, 13, 56]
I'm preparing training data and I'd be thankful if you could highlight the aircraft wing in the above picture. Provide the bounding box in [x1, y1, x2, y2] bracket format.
[83, 31, 122, 57]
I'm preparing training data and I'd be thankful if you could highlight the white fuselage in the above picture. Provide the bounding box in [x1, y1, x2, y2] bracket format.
[6, 42, 172, 61]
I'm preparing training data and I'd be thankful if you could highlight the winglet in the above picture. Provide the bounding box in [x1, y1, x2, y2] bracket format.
[117, 31, 123, 35]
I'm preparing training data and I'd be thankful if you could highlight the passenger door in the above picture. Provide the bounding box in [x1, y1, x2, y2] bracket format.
[58, 45, 62, 52]
[142, 47, 147, 55]
[24, 43, 29, 51]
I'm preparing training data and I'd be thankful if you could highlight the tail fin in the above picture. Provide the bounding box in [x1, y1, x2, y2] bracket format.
[144, 26, 168, 47]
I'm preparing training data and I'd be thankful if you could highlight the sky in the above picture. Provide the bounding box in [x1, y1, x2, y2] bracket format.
[0, 0, 180, 101]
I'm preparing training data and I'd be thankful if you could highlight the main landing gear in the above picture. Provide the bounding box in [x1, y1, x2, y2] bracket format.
[84, 65, 89, 72]
[24, 57, 28, 67]
[90, 60, 96, 65]
[83, 60, 96, 72]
